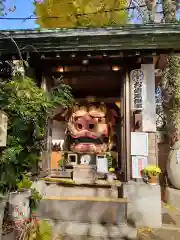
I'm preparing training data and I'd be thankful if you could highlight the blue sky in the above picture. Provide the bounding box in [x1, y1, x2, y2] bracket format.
[0, 0, 37, 30]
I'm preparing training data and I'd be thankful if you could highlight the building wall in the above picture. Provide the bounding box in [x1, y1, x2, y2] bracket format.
[52, 120, 67, 148]
[148, 132, 158, 165]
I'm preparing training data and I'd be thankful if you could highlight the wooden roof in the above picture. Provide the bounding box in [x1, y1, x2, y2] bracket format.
[0, 24, 180, 55]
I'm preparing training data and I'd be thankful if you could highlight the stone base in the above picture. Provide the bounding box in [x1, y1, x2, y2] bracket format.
[36, 199, 127, 224]
[50, 169, 72, 178]
[2, 222, 137, 240]
[165, 187, 180, 210]
[121, 182, 162, 228]
[32, 180, 119, 198]
[73, 165, 96, 184]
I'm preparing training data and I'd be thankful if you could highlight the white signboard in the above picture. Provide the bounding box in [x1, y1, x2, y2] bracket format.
[132, 156, 148, 178]
[130, 69, 145, 110]
[96, 155, 108, 173]
[141, 64, 156, 132]
[131, 132, 148, 156]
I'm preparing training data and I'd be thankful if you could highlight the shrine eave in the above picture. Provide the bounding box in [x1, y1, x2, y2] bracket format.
[1, 23, 180, 55]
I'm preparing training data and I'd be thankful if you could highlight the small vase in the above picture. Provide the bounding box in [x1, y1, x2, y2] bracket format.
[148, 175, 157, 185]
[107, 173, 114, 183]
[60, 166, 65, 172]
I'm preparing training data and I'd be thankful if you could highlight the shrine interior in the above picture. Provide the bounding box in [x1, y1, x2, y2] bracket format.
[31, 52, 127, 174]
[26, 51, 161, 177]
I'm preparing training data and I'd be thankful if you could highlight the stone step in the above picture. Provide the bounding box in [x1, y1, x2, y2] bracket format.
[50, 169, 108, 179]
[32, 180, 121, 198]
[2, 222, 137, 240]
[36, 197, 128, 225]
[47, 222, 137, 239]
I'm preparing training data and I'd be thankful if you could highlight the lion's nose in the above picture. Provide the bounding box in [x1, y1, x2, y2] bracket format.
[88, 123, 95, 130]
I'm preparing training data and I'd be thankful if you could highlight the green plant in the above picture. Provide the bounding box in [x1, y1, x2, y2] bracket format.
[16, 176, 42, 211]
[0, 74, 73, 194]
[106, 154, 113, 169]
[30, 188, 42, 211]
[16, 176, 32, 191]
[19, 219, 52, 240]
[58, 154, 65, 168]
[142, 165, 161, 177]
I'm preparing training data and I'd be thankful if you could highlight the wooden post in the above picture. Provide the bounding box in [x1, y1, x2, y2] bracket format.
[120, 75, 125, 179]
[121, 71, 131, 182]
[39, 75, 52, 177]
[125, 71, 131, 181]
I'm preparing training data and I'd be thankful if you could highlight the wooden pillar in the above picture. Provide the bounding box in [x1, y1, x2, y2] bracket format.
[120, 74, 125, 179]
[125, 71, 131, 181]
[39, 75, 52, 177]
[121, 71, 131, 181]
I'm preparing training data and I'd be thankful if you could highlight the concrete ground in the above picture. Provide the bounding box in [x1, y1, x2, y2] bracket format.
[137, 228, 180, 240]
[137, 202, 180, 240]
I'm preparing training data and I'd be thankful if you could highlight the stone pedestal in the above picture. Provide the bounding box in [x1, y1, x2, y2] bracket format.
[167, 141, 180, 189]
[165, 187, 180, 210]
[122, 182, 162, 228]
[73, 165, 96, 184]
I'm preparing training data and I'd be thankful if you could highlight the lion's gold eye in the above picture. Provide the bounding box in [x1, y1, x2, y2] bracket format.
[77, 124, 83, 130]
[74, 117, 79, 121]
[98, 117, 105, 123]
[98, 118, 102, 123]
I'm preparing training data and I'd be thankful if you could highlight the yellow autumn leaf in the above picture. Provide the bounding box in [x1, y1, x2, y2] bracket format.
[35, 0, 128, 28]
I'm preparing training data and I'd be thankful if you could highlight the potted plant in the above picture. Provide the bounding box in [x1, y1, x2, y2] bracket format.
[9, 176, 42, 225]
[9, 176, 32, 224]
[141, 165, 161, 185]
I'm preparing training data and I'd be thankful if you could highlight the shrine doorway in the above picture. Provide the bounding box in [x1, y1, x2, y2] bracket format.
[33, 52, 133, 181]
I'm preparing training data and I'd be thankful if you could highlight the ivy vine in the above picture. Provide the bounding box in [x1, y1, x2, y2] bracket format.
[161, 55, 180, 144]
[0, 74, 73, 194]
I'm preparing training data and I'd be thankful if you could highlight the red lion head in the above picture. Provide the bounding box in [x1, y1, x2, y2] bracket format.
[65, 103, 117, 153]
